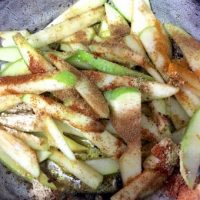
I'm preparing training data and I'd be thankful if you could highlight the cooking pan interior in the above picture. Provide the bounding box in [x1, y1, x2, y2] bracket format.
[0, 0, 200, 199]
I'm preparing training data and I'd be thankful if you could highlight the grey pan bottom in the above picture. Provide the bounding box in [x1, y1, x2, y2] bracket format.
[0, 0, 200, 199]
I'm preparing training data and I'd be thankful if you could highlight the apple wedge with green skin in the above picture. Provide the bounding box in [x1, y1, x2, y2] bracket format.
[13, 33, 54, 73]
[0, 47, 22, 62]
[0, 145, 34, 182]
[28, 7, 105, 48]
[61, 27, 96, 44]
[49, 148, 103, 189]
[104, 87, 142, 184]
[0, 95, 22, 112]
[67, 50, 153, 81]
[0, 70, 77, 95]
[88, 42, 160, 79]
[55, 120, 126, 157]
[83, 70, 179, 100]
[44, 116, 75, 160]
[0, 59, 30, 76]
[180, 107, 200, 188]
[22, 94, 105, 133]
[104, 87, 141, 143]
[0, 127, 40, 178]
[105, 3, 130, 37]
[164, 23, 200, 78]
[47, 0, 106, 27]
[47, 53, 109, 119]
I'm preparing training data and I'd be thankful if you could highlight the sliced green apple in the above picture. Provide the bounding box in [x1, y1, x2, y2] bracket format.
[47, 53, 109, 119]
[44, 116, 75, 160]
[164, 23, 200, 77]
[61, 27, 95, 43]
[131, 0, 157, 35]
[0, 59, 30, 76]
[105, 3, 130, 37]
[104, 87, 142, 184]
[0, 70, 77, 95]
[22, 94, 104, 133]
[111, 0, 133, 22]
[67, 50, 153, 80]
[83, 70, 179, 100]
[180, 107, 200, 188]
[86, 158, 119, 175]
[28, 7, 105, 48]
[139, 26, 171, 78]
[0, 127, 40, 177]
[49, 148, 103, 189]
[104, 87, 141, 143]
[36, 151, 52, 163]
[47, 0, 106, 26]
[0, 145, 33, 182]
[13, 33, 54, 73]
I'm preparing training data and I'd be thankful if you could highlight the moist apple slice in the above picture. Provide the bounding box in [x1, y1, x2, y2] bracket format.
[0, 47, 21, 62]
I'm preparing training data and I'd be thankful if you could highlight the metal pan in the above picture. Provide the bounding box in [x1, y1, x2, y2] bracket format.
[0, 0, 200, 199]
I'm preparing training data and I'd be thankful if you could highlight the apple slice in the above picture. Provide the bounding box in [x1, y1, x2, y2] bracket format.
[164, 23, 200, 77]
[47, 0, 106, 26]
[104, 87, 142, 184]
[0, 59, 30, 77]
[13, 33, 54, 73]
[44, 116, 75, 160]
[131, 0, 157, 35]
[0, 127, 40, 177]
[47, 53, 109, 119]
[105, 3, 130, 37]
[104, 87, 141, 143]
[0, 47, 21, 62]
[22, 94, 104, 133]
[180, 107, 200, 188]
[67, 50, 153, 80]
[83, 70, 179, 100]
[0, 70, 77, 95]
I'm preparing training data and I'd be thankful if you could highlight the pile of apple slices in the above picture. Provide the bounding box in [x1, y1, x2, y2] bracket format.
[0, 0, 200, 199]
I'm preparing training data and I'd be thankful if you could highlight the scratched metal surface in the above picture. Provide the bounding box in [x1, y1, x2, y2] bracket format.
[0, 0, 200, 199]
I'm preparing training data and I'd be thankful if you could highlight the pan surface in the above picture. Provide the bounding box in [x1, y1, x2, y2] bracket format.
[0, 0, 200, 199]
